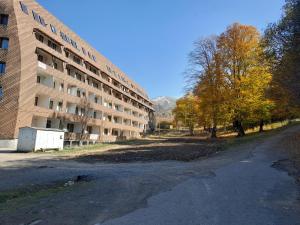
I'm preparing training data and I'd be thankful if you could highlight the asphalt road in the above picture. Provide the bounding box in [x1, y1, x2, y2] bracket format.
[0, 126, 299, 225]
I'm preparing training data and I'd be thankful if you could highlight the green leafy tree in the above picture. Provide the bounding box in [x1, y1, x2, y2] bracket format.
[263, 0, 300, 117]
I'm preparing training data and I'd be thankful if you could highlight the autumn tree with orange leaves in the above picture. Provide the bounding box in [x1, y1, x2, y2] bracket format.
[184, 23, 274, 137]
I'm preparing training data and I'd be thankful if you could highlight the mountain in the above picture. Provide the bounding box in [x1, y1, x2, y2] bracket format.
[152, 96, 177, 121]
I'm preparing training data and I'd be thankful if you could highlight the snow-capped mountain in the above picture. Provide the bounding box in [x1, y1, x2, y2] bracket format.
[152, 96, 177, 119]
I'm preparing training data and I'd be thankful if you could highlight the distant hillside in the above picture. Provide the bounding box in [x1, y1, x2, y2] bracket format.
[152, 96, 177, 121]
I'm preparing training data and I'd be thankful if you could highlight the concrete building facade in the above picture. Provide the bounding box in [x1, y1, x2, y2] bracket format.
[0, 0, 154, 146]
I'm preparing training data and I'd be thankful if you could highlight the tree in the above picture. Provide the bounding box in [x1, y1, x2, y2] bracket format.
[73, 97, 92, 143]
[189, 37, 229, 138]
[173, 94, 200, 135]
[217, 23, 273, 136]
[263, 0, 300, 116]
[51, 112, 68, 130]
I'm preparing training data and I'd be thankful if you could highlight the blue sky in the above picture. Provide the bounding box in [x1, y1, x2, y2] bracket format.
[37, 0, 285, 99]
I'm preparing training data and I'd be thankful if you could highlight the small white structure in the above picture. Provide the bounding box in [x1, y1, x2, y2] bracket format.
[17, 127, 64, 152]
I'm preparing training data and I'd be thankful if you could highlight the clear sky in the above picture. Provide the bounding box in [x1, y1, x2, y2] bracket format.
[36, 0, 285, 99]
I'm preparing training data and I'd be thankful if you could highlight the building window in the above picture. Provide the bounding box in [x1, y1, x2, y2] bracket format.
[87, 126, 92, 134]
[75, 73, 81, 81]
[59, 120, 64, 130]
[37, 34, 44, 43]
[53, 62, 58, 70]
[93, 111, 97, 119]
[48, 40, 57, 51]
[67, 123, 74, 132]
[49, 100, 54, 109]
[20, 2, 29, 15]
[37, 76, 41, 83]
[59, 83, 64, 92]
[112, 130, 118, 136]
[50, 24, 57, 34]
[34, 97, 39, 106]
[37, 55, 44, 62]
[73, 56, 81, 65]
[0, 14, 9, 25]
[93, 82, 98, 89]
[104, 128, 109, 135]
[0, 38, 9, 49]
[0, 62, 6, 74]
[58, 102, 63, 111]
[46, 119, 52, 128]
[92, 55, 96, 62]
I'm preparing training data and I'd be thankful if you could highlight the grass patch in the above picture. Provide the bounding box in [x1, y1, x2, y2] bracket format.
[0, 183, 70, 212]
[37, 143, 114, 156]
[281, 132, 300, 167]
[0, 179, 93, 213]
[63, 143, 112, 152]
[222, 120, 300, 150]
[114, 138, 165, 146]
[221, 130, 271, 150]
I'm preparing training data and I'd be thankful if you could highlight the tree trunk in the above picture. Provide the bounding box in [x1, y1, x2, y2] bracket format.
[189, 126, 194, 136]
[211, 126, 217, 138]
[233, 120, 245, 137]
[259, 120, 264, 132]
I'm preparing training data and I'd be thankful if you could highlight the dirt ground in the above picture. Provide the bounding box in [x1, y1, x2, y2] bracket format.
[73, 137, 224, 163]
[0, 126, 299, 225]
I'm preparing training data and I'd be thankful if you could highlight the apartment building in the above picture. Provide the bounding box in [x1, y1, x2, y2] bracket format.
[0, 0, 154, 147]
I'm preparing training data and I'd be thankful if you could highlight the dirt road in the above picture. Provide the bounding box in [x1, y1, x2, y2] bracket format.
[0, 126, 299, 225]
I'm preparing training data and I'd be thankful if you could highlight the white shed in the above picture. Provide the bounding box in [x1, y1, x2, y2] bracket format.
[17, 127, 64, 152]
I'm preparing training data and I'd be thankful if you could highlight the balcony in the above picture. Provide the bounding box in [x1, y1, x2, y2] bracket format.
[132, 121, 139, 128]
[38, 61, 47, 70]
[103, 114, 112, 122]
[67, 86, 86, 98]
[88, 78, 102, 91]
[88, 93, 102, 105]
[103, 100, 113, 109]
[85, 61, 99, 76]
[124, 108, 131, 115]
[90, 110, 102, 120]
[35, 94, 63, 112]
[36, 48, 64, 73]
[66, 102, 77, 114]
[34, 29, 63, 54]
[114, 104, 124, 112]
[123, 119, 131, 126]
[113, 116, 122, 124]
[37, 73, 54, 88]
